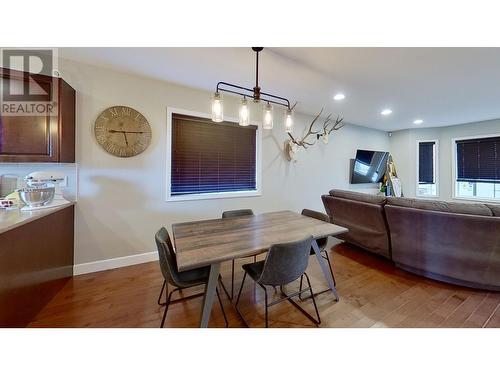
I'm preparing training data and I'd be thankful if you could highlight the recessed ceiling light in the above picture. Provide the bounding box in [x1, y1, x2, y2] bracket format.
[413, 119, 424, 125]
[381, 109, 392, 116]
[333, 93, 345, 101]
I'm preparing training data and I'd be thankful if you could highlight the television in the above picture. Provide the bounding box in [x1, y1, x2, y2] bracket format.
[350, 149, 389, 184]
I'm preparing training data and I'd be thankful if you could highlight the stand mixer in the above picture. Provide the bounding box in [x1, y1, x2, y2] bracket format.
[19, 171, 71, 211]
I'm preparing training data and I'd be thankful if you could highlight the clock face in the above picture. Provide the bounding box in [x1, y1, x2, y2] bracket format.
[94, 106, 152, 157]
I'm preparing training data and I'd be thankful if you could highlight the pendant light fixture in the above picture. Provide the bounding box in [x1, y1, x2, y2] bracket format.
[211, 47, 293, 131]
[211, 92, 223, 122]
[284, 107, 293, 132]
[239, 97, 250, 126]
[263, 102, 273, 129]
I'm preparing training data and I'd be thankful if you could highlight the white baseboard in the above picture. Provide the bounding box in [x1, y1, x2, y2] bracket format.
[73, 251, 158, 276]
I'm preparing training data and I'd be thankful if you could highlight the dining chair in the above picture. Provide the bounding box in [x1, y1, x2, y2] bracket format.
[234, 236, 321, 328]
[155, 227, 228, 328]
[299, 209, 337, 300]
[221, 209, 255, 300]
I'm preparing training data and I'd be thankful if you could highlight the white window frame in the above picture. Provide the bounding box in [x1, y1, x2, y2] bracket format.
[451, 132, 500, 203]
[416, 139, 439, 198]
[166, 107, 262, 202]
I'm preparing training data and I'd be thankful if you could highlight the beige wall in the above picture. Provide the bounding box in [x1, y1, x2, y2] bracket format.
[389, 118, 500, 200]
[57, 58, 390, 265]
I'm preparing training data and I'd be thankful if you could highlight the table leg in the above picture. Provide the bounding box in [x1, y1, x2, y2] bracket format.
[200, 262, 221, 328]
[312, 239, 339, 301]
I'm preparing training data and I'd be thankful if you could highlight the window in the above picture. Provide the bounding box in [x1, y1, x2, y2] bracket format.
[454, 135, 500, 201]
[167, 110, 260, 201]
[416, 140, 438, 197]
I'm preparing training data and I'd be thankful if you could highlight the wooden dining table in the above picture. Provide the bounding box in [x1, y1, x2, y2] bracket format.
[172, 210, 348, 328]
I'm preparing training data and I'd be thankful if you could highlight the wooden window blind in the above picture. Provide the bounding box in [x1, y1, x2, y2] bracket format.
[171, 113, 257, 196]
[418, 141, 435, 184]
[456, 136, 500, 183]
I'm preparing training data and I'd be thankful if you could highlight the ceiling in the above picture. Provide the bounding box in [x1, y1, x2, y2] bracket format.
[59, 47, 500, 131]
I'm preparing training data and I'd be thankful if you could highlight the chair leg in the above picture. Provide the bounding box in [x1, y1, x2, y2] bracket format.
[278, 280, 321, 326]
[215, 287, 228, 328]
[298, 274, 305, 300]
[159, 285, 212, 328]
[231, 260, 235, 300]
[160, 286, 175, 328]
[303, 272, 321, 325]
[235, 271, 247, 308]
[323, 250, 336, 286]
[262, 285, 269, 328]
[300, 251, 337, 302]
[157, 280, 166, 306]
[234, 272, 250, 326]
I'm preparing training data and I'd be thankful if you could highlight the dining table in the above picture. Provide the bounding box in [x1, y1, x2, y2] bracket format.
[172, 210, 349, 328]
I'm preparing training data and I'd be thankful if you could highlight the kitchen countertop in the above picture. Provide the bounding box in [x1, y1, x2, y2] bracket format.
[0, 202, 75, 235]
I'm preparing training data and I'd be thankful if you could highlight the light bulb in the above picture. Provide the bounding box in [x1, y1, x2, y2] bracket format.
[211, 92, 223, 122]
[239, 97, 250, 126]
[284, 108, 293, 132]
[263, 102, 273, 129]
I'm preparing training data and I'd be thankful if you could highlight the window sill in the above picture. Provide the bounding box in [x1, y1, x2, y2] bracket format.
[452, 196, 500, 204]
[166, 190, 261, 202]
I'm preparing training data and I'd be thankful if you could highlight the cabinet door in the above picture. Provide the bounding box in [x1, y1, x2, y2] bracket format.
[0, 72, 59, 162]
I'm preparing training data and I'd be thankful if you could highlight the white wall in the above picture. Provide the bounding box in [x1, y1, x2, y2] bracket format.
[52, 58, 390, 265]
[389, 118, 500, 200]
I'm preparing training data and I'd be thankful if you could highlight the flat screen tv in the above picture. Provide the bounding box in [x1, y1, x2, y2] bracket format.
[350, 149, 389, 184]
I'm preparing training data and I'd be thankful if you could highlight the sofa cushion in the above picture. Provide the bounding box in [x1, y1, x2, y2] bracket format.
[387, 197, 492, 216]
[329, 189, 387, 205]
[486, 204, 500, 217]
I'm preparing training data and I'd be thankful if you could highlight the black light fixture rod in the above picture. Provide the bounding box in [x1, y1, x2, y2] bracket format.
[214, 47, 292, 110]
[255, 48, 259, 89]
[260, 97, 289, 108]
[217, 87, 250, 97]
[260, 90, 291, 108]
[216, 81, 254, 94]
[217, 81, 290, 108]
[251, 47, 264, 102]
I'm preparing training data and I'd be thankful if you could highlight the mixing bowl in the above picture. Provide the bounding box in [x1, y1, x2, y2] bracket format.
[18, 187, 55, 207]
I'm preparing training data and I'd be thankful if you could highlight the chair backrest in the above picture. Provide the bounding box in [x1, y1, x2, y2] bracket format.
[258, 236, 313, 286]
[301, 208, 330, 223]
[222, 209, 254, 218]
[155, 227, 181, 285]
[301, 209, 329, 250]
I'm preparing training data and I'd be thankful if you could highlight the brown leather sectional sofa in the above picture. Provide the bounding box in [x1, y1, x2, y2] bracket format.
[322, 189, 500, 291]
[322, 190, 391, 259]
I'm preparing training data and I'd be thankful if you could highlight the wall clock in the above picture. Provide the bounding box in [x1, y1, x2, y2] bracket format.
[94, 106, 152, 157]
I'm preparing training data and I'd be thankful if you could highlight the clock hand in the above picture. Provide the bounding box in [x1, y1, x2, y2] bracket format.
[123, 132, 129, 146]
[108, 129, 145, 134]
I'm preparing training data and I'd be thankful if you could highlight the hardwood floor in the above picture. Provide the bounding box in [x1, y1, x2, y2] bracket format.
[28, 242, 500, 328]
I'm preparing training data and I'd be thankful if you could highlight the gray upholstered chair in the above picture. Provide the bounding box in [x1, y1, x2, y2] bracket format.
[234, 236, 321, 328]
[222, 209, 254, 219]
[221, 209, 255, 300]
[155, 227, 228, 328]
[299, 209, 336, 299]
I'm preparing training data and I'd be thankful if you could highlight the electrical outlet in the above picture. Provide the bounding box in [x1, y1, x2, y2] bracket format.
[60, 176, 68, 187]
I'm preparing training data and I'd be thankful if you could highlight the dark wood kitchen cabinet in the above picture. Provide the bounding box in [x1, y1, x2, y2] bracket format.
[0, 204, 74, 327]
[0, 68, 75, 162]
